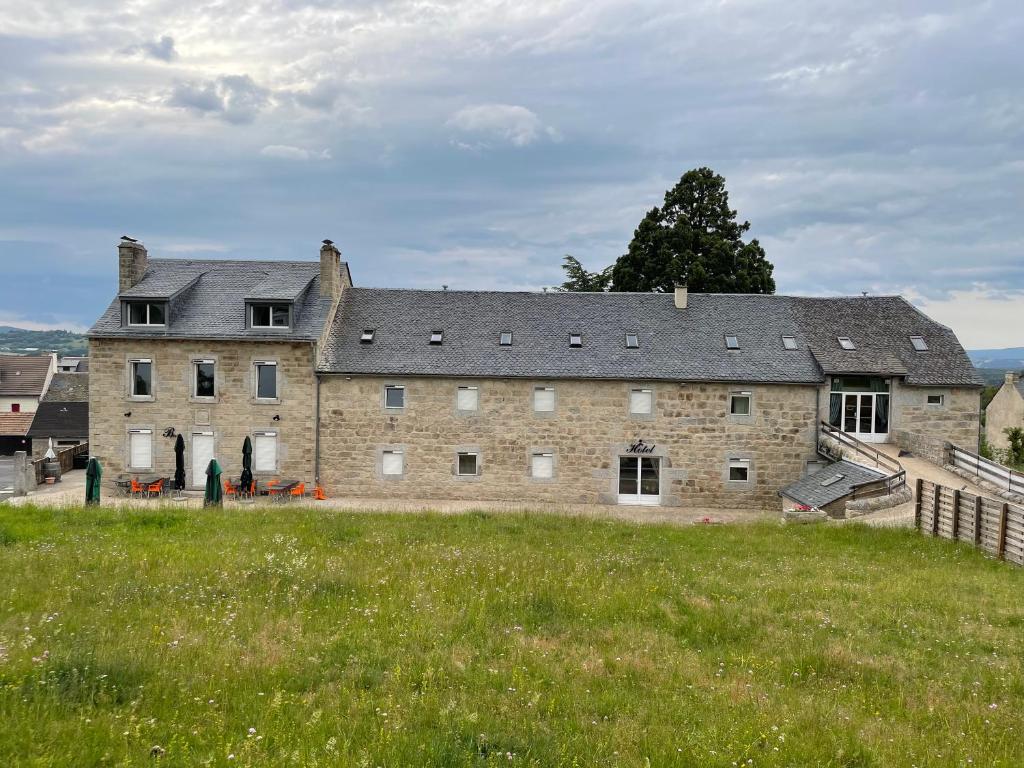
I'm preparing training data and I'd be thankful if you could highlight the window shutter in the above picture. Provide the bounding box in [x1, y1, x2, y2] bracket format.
[129, 431, 152, 469]
[382, 451, 403, 476]
[457, 387, 478, 411]
[253, 433, 277, 472]
[531, 453, 553, 479]
[629, 389, 652, 414]
[534, 387, 555, 412]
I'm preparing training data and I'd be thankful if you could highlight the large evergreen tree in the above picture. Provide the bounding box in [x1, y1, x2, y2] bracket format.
[610, 167, 775, 294]
[555, 255, 612, 292]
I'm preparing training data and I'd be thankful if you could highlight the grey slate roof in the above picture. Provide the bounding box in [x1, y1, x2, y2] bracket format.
[319, 290, 983, 386]
[779, 460, 884, 508]
[89, 259, 338, 342]
[27, 402, 88, 439]
[41, 372, 89, 403]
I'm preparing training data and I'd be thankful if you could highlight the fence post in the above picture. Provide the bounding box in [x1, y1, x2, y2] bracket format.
[932, 485, 942, 536]
[914, 478, 924, 529]
[974, 495, 983, 546]
[952, 489, 961, 540]
[997, 503, 1009, 560]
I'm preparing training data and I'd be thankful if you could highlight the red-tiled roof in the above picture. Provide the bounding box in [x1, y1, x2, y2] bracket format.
[0, 356, 52, 396]
[0, 412, 36, 436]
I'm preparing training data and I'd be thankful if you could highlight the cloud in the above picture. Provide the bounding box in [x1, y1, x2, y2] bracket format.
[167, 75, 269, 124]
[259, 145, 331, 161]
[123, 35, 178, 62]
[447, 104, 559, 149]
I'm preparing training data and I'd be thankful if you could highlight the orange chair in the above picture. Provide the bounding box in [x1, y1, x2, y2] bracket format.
[289, 483, 306, 500]
[314, 485, 326, 501]
[146, 478, 164, 497]
[130, 479, 145, 497]
[224, 479, 238, 498]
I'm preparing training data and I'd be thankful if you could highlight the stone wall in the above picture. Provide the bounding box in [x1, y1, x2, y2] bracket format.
[89, 338, 318, 488]
[318, 376, 819, 509]
[889, 383, 980, 463]
[985, 376, 1023, 452]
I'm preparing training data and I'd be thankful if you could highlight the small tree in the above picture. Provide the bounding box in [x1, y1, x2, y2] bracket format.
[555, 255, 612, 292]
[1005, 427, 1024, 468]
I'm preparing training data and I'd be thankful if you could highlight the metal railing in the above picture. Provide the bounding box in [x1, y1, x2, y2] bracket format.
[946, 442, 1024, 497]
[819, 421, 903, 475]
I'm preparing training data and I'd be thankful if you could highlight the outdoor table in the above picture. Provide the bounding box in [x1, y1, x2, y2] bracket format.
[268, 480, 300, 502]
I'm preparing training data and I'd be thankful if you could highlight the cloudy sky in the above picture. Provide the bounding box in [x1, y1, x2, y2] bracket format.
[0, 0, 1021, 347]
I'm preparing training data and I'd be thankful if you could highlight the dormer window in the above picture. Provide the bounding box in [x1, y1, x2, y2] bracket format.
[838, 337, 856, 350]
[429, 331, 444, 345]
[251, 304, 290, 329]
[569, 333, 583, 348]
[725, 335, 740, 350]
[499, 331, 513, 346]
[910, 335, 929, 351]
[127, 301, 165, 326]
[360, 329, 375, 343]
[625, 333, 639, 349]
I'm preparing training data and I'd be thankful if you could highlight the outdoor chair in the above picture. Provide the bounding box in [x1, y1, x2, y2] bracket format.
[130, 479, 145, 497]
[146, 478, 164, 497]
[224, 479, 239, 498]
[289, 483, 306, 500]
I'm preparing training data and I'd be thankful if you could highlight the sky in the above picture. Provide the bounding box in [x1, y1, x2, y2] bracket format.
[0, 0, 1021, 348]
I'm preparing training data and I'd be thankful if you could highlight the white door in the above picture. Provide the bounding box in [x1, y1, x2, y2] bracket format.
[192, 432, 215, 489]
[617, 456, 661, 505]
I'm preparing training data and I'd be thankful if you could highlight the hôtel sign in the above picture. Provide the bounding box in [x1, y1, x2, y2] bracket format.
[626, 440, 656, 455]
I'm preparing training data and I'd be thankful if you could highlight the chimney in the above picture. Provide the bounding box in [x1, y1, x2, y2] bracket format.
[1007, 372, 1017, 387]
[118, 237, 148, 292]
[320, 239, 342, 299]
[674, 285, 688, 309]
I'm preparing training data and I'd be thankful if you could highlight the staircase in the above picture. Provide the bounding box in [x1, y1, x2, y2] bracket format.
[817, 422, 907, 500]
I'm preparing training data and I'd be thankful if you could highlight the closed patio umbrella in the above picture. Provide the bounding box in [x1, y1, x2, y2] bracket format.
[173, 434, 186, 492]
[239, 437, 253, 496]
[204, 459, 223, 507]
[85, 458, 102, 506]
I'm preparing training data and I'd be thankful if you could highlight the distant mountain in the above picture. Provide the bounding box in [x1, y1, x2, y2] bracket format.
[0, 326, 88, 356]
[968, 347, 1024, 369]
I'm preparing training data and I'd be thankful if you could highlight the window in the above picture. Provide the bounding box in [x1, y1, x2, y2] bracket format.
[456, 385, 479, 412]
[253, 431, 278, 472]
[130, 359, 152, 398]
[193, 360, 216, 398]
[820, 473, 846, 487]
[782, 335, 798, 350]
[360, 329, 375, 343]
[927, 394, 944, 406]
[625, 333, 639, 349]
[457, 452, 479, 476]
[729, 392, 752, 416]
[127, 302, 165, 326]
[728, 458, 750, 482]
[629, 388, 653, 415]
[11, 403, 20, 413]
[384, 385, 405, 409]
[533, 386, 555, 412]
[429, 330, 444, 345]
[128, 429, 153, 470]
[531, 452, 554, 479]
[382, 449, 404, 476]
[569, 333, 583, 348]
[910, 336, 929, 351]
[725, 335, 740, 350]
[499, 331, 513, 346]
[255, 361, 277, 400]
[251, 304, 290, 328]
[838, 337, 856, 350]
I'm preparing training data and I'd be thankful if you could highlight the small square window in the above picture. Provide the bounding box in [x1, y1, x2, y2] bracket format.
[456, 385, 479, 412]
[457, 452, 479, 476]
[729, 392, 751, 416]
[725, 335, 740, 350]
[782, 335, 798, 350]
[127, 301, 165, 326]
[625, 333, 639, 349]
[569, 333, 583, 348]
[360, 329, 375, 343]
[250, 304, 290, 329]
[728, 458, 750, 482]
[533, 386, 555, 412]
[499, 331, 513, 346]
[531, 453, 554, 479]
[838, 337, 856, 350]
[194, 360, 216, 398]
[382, 450, 404, 476]
[629, 388, 652, 415]
[429, 330, 444, 345]
[910, 336, 929, 351]
[927, 394, 944, 406]
[384, 385, 405, 409]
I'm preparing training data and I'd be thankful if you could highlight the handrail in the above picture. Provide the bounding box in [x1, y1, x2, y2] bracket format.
[819, 421, 903, 475]
[849, 469, 906, 500]
[946, 442, 1024, 496]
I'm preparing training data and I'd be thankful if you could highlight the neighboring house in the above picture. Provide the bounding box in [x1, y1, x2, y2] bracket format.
[88, 238, 349, 489]
[58, 356, 89, 373]
[0, 354, 57, 454]
[985, 372, 1024, 452]
[27, 372, 90, 456]
[88, 237, 982, 509]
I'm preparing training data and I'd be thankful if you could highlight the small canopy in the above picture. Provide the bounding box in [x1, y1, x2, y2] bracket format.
[85, 458, 102, 506]
[44, 438, 56, 461]
[174, 434, 186, 491]
[204, 459, 223, 507]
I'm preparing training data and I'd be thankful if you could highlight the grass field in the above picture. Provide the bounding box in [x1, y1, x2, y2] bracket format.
[1, 505, 1023, 767]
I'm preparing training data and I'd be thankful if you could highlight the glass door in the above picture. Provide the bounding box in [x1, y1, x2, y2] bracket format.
[618, 456, 661, 505]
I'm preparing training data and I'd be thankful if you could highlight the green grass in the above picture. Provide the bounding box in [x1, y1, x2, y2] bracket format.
[1, 506, 1023, 767]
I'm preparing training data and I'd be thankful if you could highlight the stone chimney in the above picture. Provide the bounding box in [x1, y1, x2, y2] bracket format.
[118, 237, 148, 292]
[674, 285, 688, 309]
[1007, 372, 1017, 387]
[320, 239, 342, 299]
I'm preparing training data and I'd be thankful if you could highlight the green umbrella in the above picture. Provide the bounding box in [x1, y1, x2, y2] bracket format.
[203, 459, 223, 507]
[85, 458, 102, 506]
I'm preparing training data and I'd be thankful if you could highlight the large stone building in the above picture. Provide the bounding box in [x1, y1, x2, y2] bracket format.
[89, 238, 983, 508]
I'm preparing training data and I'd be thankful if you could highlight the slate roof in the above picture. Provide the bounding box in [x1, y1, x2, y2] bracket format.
[0, 412, 36, 437]
[319, 290, 983, 386]
[27, 402, 88, 439]
[0, 355, 52, 396]
[41, 372, 88, 403]
[779, 460, 884, 508]
[89, 259, 340, 342]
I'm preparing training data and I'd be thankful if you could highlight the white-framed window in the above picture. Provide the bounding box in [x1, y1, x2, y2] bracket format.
[499, 331, 513, 346]
[456, 385, 479, 412]
[130, 359, 152, 398]
[729, 391, 752, 416]
[910, 336, 929, 352]
[382, 449, 404, 476]
[127, 302, 166, 326]
[531, 452, 554, 479]
[193, 360, 216, 398]
[254, 361, 277, 400]
[533, 386, 555, 412]
[569, 333, 583, 348]
[728, 458, 750, 482]
[128, 429, 153, 470]
[251, 304, 290, 329]
[253, 431, 278, 472]
[625, 333, 639, 349]
[457, 451, 479, 476]
[927, 394, 945, 406]
[629, 388, 653, 415]
[838, 337, 856, 350]
[429, 330, 444, 345]
[782, 335, 798, 350]
[384, 385, 405, 409]
[725, 335, 740, 350]
[360, 329, 375, 343]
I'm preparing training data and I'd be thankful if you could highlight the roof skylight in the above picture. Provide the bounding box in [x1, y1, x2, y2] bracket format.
[429, 330, 443, 345]
[360, 329, 375, 343]
[838, 337, 856, 350]
[625, 333, 639, 349]
[725, 335, 740, 350]
[782, 335, 798, 350]
[910, 335, 929, 351]
[499, 331, 513, 346]
[569, 333, 583, 348]
[820, 473, 846, 487]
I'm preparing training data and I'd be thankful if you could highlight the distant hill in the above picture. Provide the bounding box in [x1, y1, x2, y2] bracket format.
[968, 347, 1024, 369]
[0, 326, 88, 356]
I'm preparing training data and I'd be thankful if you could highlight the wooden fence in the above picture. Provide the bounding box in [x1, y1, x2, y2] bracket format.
[915, 478, 1024, 566]
[946, 442, 1024, 497]
[31, 443, 89, 485]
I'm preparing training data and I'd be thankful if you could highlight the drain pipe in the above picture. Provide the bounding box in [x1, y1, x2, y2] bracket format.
[314, 372, 321, 485]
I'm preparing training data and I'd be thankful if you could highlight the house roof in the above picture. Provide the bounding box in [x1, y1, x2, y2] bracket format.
[779, 460, 885, 508]
[319, 290, 983, 386]
[0, 412, 36, 437]
[41, 372, 88, 403]
[0, 355, 52, 396]
[27, 402, 89, 440]
[89, 259, 342, 342]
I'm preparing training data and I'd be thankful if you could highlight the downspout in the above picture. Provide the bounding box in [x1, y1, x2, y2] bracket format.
[315, 371, 321, 485]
